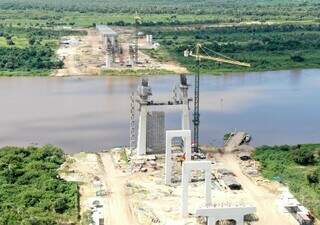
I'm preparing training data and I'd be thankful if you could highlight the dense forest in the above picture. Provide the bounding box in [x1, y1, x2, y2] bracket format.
[147, 23, 320, 73]
[254, 144, 320, 218]
[1, 0, 320, 27]
[0, 145, 79, 225]
[0, 46, 63, 71]
[0, 0, 320, 15]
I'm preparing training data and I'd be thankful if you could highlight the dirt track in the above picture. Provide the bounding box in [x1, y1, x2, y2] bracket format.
[100, 153, 141, 225]
[54, 29, 104, 76]
[216, 153, 298, 225]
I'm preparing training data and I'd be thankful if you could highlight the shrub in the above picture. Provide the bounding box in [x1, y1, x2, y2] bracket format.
[291, 54, 304, 62]
[307, 167, 320, 185]
[293, 149, 315, 165]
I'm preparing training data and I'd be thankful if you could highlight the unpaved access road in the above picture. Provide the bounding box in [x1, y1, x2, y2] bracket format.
[216, 153, 298, 225]
[100, 153, 141, 225]
[54, 29, 104, 76]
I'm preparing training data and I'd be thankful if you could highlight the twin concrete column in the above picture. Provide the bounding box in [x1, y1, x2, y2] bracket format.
[165, 130, 191, 185]
[137, 105, 190, 156]
[137, 106, 147, 156]
[181, 161, 212, 217]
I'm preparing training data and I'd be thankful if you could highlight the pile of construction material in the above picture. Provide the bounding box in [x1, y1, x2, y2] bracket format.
[224, 131, 252, 152]
[130, 154, 161, 173]
[215, 169, 242, 190]
[278, 188, 315, 225]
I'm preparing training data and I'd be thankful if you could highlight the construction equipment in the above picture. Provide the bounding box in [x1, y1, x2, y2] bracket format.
[185, 43, 251, 152]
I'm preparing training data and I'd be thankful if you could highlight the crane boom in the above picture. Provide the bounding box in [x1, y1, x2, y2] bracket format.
[189, 53, 251, 67]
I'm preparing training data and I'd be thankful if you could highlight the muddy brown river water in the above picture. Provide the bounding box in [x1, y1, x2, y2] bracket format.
[1, 69, 320, 153]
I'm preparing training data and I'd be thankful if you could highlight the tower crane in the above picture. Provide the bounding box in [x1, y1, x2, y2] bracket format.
[184, 43, 251, 152]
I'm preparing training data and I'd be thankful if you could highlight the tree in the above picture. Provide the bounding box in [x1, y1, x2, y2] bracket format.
[54, 197, 68, 214]
[6, 38, 15, 46]
[293, 149, 315, 165]
[291, 54, 304, 62]
[307, 167, 320, 185]
[28, 37, 36, 45]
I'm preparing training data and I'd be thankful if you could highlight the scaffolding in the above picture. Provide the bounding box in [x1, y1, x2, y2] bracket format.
[129, 92, 136, 152]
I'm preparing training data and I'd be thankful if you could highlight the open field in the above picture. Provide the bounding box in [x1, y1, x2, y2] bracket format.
[58, 147, 318, 225]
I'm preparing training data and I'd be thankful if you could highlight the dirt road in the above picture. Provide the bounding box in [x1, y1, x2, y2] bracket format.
[216, 153, 298, 225]
[54, 29, 104, 76]
[100, 153, 141, 225]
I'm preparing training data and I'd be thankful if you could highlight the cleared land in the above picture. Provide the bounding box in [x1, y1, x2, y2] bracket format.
[54, 29, 104, 76]
[54, 27, 187, 76]
[60, 147, 318, 225]
[215, 153, 298, 225]
[100, 153, 141, 225]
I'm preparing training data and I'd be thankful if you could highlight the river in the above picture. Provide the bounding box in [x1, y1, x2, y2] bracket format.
[0, 69, 320, 153]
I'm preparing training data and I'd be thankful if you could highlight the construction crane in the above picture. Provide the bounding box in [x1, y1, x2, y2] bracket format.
[184, 43, 251, 152]
[134, 13, 142, 64]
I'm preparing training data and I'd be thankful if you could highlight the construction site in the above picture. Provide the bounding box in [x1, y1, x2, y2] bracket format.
[54, 24, 187, 76]
[58, 74, 318, 225]
[54, 16, 318, 225]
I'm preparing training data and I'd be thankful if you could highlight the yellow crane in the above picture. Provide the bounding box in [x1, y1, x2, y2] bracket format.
[185, 43, 251, 152]
[186, 43, 251, 67]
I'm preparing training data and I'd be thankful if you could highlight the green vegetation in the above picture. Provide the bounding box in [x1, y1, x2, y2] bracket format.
[254, 144, 320, 218]
[0, 145, 79, 225]
[147, 23, 320, 73]
[223, 132, 232, 141]
[0, 25, 85, 76]
[1, 0, 320, 27]
[1, 0, 320, 75]
[0, 0, 320, 24]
